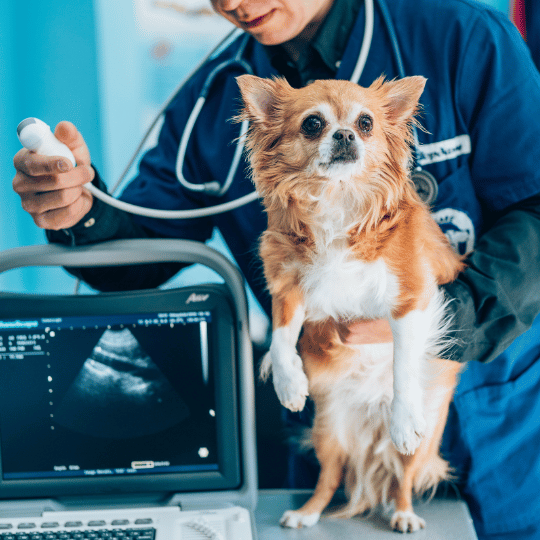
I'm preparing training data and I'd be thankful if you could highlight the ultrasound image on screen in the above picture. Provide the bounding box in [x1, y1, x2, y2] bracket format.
[55, 328, 190, 439]
[0, 312, 219, 480]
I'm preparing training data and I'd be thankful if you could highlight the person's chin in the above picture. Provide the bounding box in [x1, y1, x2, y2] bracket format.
[242, 12, 297, 45]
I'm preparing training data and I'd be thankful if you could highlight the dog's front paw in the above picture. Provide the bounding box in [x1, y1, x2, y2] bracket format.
[273, 360, 309, 412]
[390, 510, 426, 533]
[280, 510, 321, 528]
[390, 399, 426, 455]
[268, 351, 309, 412]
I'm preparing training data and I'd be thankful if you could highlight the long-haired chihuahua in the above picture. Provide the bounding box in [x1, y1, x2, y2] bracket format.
[237, 74, 464, 533]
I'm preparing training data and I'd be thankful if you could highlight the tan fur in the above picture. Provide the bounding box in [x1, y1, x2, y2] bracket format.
[237, 75, 464, 531]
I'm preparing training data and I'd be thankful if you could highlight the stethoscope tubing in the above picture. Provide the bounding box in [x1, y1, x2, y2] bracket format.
[375, 0, 422, 153]
[350, 0, 375, 84]
[108, 28, 244, 196]
[85, 182, 259, 219]
[174, 36, 252, 197]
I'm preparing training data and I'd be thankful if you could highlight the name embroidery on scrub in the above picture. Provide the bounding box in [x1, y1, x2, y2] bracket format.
[417, 135, 471, 166]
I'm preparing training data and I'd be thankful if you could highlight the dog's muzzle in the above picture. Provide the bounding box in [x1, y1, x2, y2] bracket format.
[330, 129, 359, 164]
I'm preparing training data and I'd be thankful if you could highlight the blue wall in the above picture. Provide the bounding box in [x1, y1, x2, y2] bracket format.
[0, 0, 103, 293]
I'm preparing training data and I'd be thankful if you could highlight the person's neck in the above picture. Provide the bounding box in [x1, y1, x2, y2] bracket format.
[281, 1, 334, 62]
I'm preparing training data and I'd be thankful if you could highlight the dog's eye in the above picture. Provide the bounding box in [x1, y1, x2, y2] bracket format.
[301, 115, 325, 137]
[358, 114, 373, 134]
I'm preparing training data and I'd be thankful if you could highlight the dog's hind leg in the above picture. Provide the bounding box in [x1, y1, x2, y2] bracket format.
[390, 359, 461, 533]
[280, 433, 346, 529]
[390, 450, 429, 533]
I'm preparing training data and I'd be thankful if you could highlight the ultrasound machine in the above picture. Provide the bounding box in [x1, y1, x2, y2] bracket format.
[0, 239, 257, 540]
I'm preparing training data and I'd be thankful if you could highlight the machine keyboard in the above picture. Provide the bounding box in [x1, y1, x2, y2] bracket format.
[0, 505, 252, 540]
[0, 529, 155, 540]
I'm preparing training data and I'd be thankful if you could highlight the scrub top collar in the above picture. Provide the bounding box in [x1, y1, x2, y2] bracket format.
[313, 0, 364, 74]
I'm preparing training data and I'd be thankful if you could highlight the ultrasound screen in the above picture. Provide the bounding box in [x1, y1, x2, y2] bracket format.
[0, 311, 219, 481]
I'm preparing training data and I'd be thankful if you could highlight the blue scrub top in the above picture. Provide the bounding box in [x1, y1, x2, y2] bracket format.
[119, 0, 540, 535]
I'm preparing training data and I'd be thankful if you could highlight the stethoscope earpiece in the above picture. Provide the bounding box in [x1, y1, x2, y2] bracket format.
[411, 168, 438, 205]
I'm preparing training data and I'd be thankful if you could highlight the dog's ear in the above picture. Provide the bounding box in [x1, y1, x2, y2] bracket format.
[379, 76, 427, 124]
[236, 75, 290, 125]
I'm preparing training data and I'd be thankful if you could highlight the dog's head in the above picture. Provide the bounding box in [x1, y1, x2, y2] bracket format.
[236, 75, 426, 223]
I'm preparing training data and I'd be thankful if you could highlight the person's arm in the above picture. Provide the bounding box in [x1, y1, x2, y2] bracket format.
[45, 169, 185, 291]
[13, 73, 214, 292]
[12, 121, 179, 290]
[344, 193, 540, 363]
[443, 192, 540, 363]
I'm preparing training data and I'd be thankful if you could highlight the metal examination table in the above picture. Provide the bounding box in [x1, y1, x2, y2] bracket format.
[255, 490, 478, 539]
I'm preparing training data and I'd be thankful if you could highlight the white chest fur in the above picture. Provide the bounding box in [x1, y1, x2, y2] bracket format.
[298, 244, 400, 322]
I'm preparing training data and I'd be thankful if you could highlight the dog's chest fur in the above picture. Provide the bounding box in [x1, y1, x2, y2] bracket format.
[297, 239, 400, 323]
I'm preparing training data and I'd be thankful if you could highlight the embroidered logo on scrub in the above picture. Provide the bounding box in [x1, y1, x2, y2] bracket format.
[432, 208, 475, 256]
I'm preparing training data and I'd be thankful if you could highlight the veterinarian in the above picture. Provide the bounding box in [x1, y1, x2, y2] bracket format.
[12, 0, 540, 538]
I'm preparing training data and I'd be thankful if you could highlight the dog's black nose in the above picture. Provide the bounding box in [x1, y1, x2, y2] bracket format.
[333, 129, 355, 142]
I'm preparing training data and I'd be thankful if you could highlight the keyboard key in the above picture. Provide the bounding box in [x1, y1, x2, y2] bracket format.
[136, 531, 155, 540]
[41, 523, 59, 529]
[87, 522, 106, 527]
[133, 520, 152, 525]
[125, 530, 155, 539]
[64, 522, 83, 528]
[17, 524, 37, 529]
[0, 524, 12, 530]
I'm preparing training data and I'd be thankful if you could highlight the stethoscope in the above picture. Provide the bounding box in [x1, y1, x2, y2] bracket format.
[90, 0, 438, 220]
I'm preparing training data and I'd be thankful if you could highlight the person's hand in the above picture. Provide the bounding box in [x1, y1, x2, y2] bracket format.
[13, 121, 95, 230]
[345, 319, 393, 345]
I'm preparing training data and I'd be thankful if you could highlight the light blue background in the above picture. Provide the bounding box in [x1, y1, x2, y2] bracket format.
[0, 0, 103, 293]
[0, 0, 512, 296]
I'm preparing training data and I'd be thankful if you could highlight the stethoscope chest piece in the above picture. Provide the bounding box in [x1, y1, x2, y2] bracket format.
[411, 168, 438, 205]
